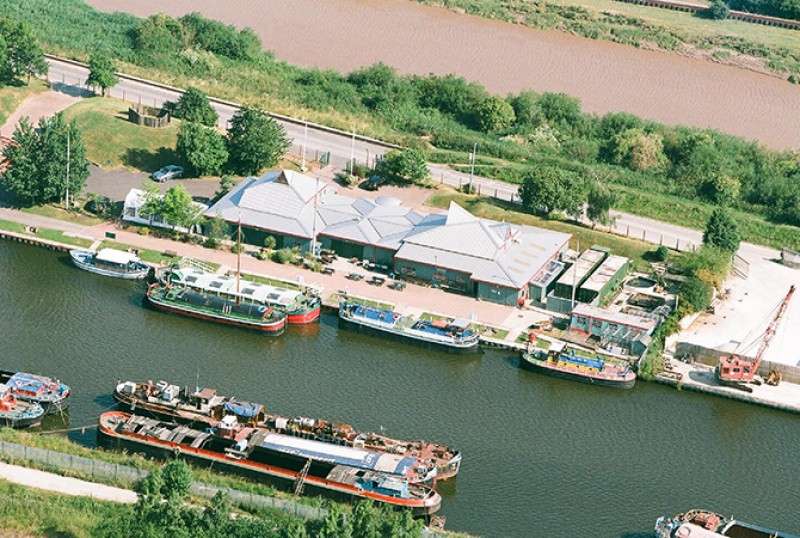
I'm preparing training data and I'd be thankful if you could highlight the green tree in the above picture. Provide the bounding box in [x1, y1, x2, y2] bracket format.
[161, 184, 197, 231]
[177, 122, 228, 176]
[215, 175, 236, 200]
[179, 12, 262, 61]
[586, 181, 617, 227]
[708, 0, 731, 19]
[0, 34, 12, 84]
[475, 95, 516, 132]
[3, 114, 89, 207]
[86, 53, 118, 97]
[347, 62, 414, 111]
[610, 128, 667, 172]
[535, 92, 583, 131]
[681, 276, 714, 313]
[1, 21, 47, 83]
[138, 180, 162, 224]
[351, 501, 381, 538]
[699, 173, 740, 205]
[135, 14, 187, 60]
[203, 215, 228, 248]
[318, 504, 352, 538]
[518, 164, 585, 218]
[226, 106, 290, 176]
[174, 87, 219, 127]
[507, 91, 539, 128]
[381, 508, 423, 538]
[376, 149, 430, 183]
[703, 206, 741, 253]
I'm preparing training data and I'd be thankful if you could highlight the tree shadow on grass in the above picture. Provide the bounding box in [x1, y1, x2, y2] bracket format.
[122, 147, 179, 174]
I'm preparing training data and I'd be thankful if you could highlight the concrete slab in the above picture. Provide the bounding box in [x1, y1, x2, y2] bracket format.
[655, 359, 800, 414]
[676, 249, 800, 368]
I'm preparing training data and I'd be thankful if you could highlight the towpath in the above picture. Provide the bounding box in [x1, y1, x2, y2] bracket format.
[0, 462, 137, 503]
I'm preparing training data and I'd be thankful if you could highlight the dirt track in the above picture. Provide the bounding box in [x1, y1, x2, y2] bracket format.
[86, 0, 800, 150]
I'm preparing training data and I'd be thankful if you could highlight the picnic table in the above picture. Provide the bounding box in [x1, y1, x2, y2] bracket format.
[367, 276, 386, 286]
[321, 267, 335, 275]
[346, 272, 363, 281]
[388, 281, 406, 291]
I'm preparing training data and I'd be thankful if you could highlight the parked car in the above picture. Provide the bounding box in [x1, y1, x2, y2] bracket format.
[152, 165, 184, 182]
[365, 175, 389, 190]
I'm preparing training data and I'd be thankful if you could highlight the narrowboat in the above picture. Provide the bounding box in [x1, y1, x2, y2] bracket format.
[145, 283, 287, 335]
[114, 379, 462, 481]
[69, 248, 149, 279]
[162, 267, 321, 324]
[338, 301, 480, 354]
[520, 340, 636, 389]
[98, 411, 441, 516]
[0, 383, 45, 428]
[0, 370, 70, 414]
[654, 509, 799, 538]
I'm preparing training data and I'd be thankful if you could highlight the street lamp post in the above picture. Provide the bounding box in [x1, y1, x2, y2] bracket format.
[469, 142, 476, 193]
[349, 124, 356, 174]
[301, 120, 308, 172]
[64, 129, 70, 210]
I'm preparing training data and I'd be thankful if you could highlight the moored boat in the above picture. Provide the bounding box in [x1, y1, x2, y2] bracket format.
[145, 283, 287, 335]
[69, 248, 149, 279]
[98, 411, 441, 516]
[520, 339, 636, 389]
[654, 509, 799, 538]
[338, 301, 480, 354]
[0, 370, 70, 414]
[0, 383, 45, 428]
[162, 266, 321, 324]
[113, 379, 462, 481]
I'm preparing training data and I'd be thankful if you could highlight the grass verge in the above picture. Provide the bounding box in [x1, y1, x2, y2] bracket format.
[0, 218, 93, 248]
[0, 479, 129, 538]
[20, 204, 103, 226]
[60, 96, 181, 172]
[98, 240, 179, 265]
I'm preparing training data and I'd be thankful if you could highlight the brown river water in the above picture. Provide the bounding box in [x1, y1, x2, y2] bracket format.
[87, 0, 800, 149]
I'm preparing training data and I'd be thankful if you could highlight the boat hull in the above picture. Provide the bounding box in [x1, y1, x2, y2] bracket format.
[0, 370, 70, 415]
[519, 354, 636, 389]
[338, 313, 480, 355]
[69, 250, 149, 280]
[146, 292, 286, 335]
[287, 303, 321, 324]
[0, 413, 43, 428]
[98, 413, 440, 516]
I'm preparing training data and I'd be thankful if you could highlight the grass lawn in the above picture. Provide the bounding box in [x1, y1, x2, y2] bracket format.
[20, 204, 102, 226]
[0, 218, 93, 248]
[60, 97, 181, 172]
[426, 190, 657, 271]
[0, 479, 129, 538]
[0, 79, 48, 126]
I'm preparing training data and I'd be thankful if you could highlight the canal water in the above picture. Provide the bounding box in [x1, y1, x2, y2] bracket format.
[2, 241, 799, 537]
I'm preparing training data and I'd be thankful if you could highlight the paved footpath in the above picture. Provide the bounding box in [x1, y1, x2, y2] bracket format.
[0, 462, 137, 503]
[0, 91, 82, 137]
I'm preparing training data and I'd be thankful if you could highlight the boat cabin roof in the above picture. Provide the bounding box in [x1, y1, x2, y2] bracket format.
[193, 387, 217, 400]
[6, 372, 53, 395]
[173, 268, 302, 305]
[674, 523, 723, 538]
[260, 432, 418, 476]
[96, 248, 140, 265]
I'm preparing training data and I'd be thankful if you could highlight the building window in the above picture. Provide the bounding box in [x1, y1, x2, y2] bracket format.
[592, 320, 602, 328]
[575, 317, 587, 325]
[125, 207, 136, 217]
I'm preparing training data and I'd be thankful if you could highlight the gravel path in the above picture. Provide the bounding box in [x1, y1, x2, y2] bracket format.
[0, 91, 82, 137]
[0, 462, 137, 503]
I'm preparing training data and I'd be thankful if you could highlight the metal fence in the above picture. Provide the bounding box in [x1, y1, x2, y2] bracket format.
[0, 441, 327, 520]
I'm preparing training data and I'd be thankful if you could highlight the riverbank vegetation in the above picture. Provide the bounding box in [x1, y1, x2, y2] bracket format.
[3, 0, 799, 252]
[414, 0, 800, 76]
[0, 430, 460, 538]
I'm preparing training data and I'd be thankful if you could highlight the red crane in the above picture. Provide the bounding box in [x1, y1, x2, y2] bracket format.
[717, 285, 795, 390]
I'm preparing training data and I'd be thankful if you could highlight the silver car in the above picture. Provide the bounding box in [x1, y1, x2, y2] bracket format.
[151, 165, 184, 182]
